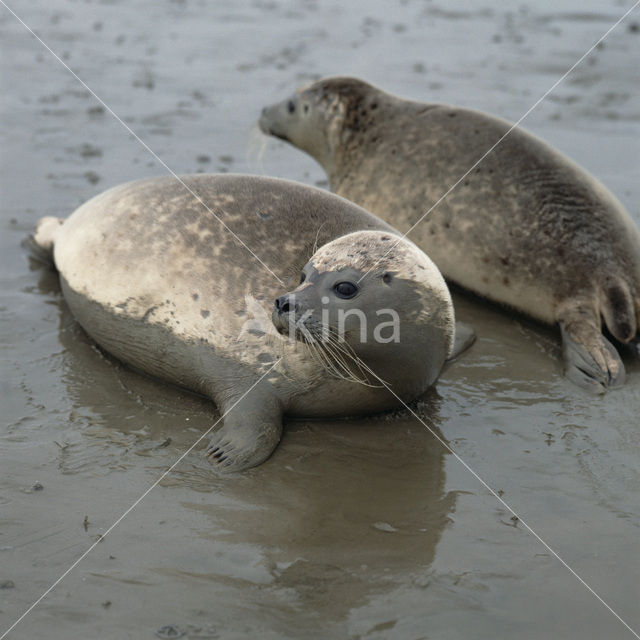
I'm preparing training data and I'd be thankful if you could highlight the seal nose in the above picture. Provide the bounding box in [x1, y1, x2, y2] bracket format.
[275, 294, 298, 314]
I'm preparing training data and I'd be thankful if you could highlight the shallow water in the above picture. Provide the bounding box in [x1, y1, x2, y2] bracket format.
[1, 0, 640, 638]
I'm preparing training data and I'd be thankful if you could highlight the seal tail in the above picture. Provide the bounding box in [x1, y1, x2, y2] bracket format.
[599, 279, 637, 343]
[27, 216, 65, 267]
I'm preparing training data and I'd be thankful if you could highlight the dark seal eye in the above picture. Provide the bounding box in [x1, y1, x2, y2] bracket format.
[334, 281, 358, 299]
[288, 100, 296, 114]
[300, 271, 306, 284]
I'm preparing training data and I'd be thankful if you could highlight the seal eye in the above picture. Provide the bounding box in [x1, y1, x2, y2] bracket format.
[288, 100, 296, 114]
[334, 281, 358, 299]
[300, 271, 306, 284]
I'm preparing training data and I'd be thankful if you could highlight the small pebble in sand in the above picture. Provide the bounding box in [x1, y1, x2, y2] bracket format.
[373, 522, 398, 533]
[155, 625, 185, 639]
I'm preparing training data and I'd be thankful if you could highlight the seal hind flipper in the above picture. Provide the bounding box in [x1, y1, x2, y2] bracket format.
[27, 216, 65, 266]
[558, 303, 626, 394]
[599, 280, 637, 344]
[206, 386, 283, 473]
[557, 280, 638, 393]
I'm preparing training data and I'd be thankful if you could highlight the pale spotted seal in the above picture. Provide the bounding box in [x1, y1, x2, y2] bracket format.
[260, 77, 640, 393]
[32, 174, 461, 471]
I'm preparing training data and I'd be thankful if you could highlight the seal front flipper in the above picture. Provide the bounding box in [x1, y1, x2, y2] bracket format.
[447, 321, 475, 361]
[558, 300, 626, 394]
[206, 385, 283, 473]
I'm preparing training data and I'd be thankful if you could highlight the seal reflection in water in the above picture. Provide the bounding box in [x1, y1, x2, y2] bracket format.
[260, 77, 640, 393]
[32, 175, 459, 472]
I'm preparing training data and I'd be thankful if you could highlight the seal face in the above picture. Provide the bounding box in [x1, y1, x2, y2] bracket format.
[260, 77, 640, 393]
[32, 174, 455, 471]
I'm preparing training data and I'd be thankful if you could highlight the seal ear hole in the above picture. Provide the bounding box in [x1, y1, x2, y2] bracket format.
[303, 104, 309, 113]
[382, 273, 392, 285]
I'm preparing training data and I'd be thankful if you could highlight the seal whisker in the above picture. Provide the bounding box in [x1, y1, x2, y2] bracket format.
[324, 332, 390, 388]
[312, 222, 327, 255]
[323, 344, 370, 386]
[325, 343, 378, 387]
[302, 327, 359, 384]
[321, 333, 363, 379]
[321, 342, 364, 384]
[307, 333, 348, 381]
[316, 329, 384, 388]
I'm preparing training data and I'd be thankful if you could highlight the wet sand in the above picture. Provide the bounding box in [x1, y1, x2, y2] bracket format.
[1, 1, 639, 638]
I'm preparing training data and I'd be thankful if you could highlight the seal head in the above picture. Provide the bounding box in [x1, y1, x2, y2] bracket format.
[259, 77, 377, 183]
[272, 230, 454, 397]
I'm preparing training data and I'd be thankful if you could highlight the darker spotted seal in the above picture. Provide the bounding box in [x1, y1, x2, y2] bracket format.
[260, 77, 640, 393]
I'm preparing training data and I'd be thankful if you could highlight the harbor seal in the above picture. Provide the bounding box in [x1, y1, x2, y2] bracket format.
[260, 77, 640, 393]
[32, 174, 458, 471]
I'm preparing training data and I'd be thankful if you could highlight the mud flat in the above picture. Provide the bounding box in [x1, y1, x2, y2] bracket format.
[1, 1, 639, 638]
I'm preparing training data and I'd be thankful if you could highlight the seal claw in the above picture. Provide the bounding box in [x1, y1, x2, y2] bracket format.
[560, 323, 625, 394]
[205, 404, 283, 473]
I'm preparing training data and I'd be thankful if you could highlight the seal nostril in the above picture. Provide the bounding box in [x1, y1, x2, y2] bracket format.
[261, 106, 267, 116]
[275, 295, 297, 314]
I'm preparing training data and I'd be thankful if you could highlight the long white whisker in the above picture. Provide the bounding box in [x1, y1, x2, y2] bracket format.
[304, 323, 370, 385]
[322, 339, 367, 384]
[327, 335, 390, 388]
[322, 334, 384, 388]
[317, 338, 363, 383]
